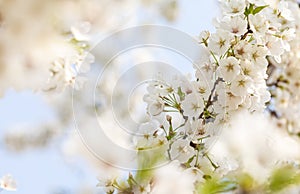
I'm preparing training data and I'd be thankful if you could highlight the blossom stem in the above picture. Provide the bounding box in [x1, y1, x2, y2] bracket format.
[210, 51, 219, 66]
[198, 77, 223, 119]
[204, 153, 219, 170]
[194, 149, 200, 167]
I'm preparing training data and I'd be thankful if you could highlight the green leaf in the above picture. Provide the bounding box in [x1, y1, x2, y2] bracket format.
[244, 4, 268, 16]
[177, 87, 185, 101]
[253, 5, 269, 15]
[268, 165, 300, 192]
[196, 177, 237, 194]
[244, 3, 254, 17]
[135, 146, 167, 182]
[238, 173, 255, 191]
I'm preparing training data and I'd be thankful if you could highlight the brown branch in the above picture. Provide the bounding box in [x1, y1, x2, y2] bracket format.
[198, 77, 223, 119]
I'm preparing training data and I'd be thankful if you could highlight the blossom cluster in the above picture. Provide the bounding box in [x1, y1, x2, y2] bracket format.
[0, 0, 178, 95]
[0, 1, 179, 192]
[98, 0, 300, 193]
[265, 1, 300, 135]
[140, 0, 295, 167]
[2, 0, 300, 193]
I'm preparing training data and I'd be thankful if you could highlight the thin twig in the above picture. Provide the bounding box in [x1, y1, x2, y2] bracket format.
[198, 77, 223, 119]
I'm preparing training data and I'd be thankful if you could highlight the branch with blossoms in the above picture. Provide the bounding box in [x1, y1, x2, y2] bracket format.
[96, 0, 300, 193]
[2, 0, 300, 193]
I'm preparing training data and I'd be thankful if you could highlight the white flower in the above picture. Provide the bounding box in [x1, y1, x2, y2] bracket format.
[249, 13, 269, 42]
[247, 0, 268, 7]
[199, 30, 210, 45]
[240, 59, 261, 79]
[97, 176, 116, 193]
[185, 119, 204, 137]
[171, 74, 194, 94]
[70, 21, 91, 41]
[219, 90, 243, 111]
[247, 90, 270, 112]
[195, 62, 216, 81]
[0, 174, 17, 191]
[152, 161, 194, 194]
[217, 56, 240, 82]
[281, 28, 296, 46]
[152, 135, 168, 148]
[221, 0, 246, 16]
[230, 74, 253, 96]
[136, 120, 160, 147]
[248, 45, 268, 67]
[133, 183, 151, 194]
[220, 15, 247, 36]
[46, 54, 90, 91]
[258, 87, 271, 105]
[233, 40, 251, 60]
[265, 35, 285, 63]
[210, 111, 300, 182]
[170, 139, 195, 162]
[181, 93, 204, 118]
[183, 167, 204, 184]
[143, 92, 165, 116]
[146, 80, 172, 96]
[277, 1, 294, 21]
[147, 97, 165, 116]
[189, 121, 218, 149]
[194, 45, 211, 68]
[208, 29, 234, 56]
[192, 80, 212, 100]
[76, 52, 94, 73]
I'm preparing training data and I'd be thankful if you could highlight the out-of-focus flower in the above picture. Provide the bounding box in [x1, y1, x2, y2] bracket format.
[151, 161, 195, 194]
[0, 174, 17, 191]
[211, 111, 300, 182]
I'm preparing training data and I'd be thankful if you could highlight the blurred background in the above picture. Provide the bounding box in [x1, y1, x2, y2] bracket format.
[0, 1, 218, 193]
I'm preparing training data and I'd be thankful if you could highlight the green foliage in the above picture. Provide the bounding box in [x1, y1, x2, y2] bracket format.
[244, 3, 254, 17]
[268, 165, 300, 192]
[237, 173, 256, 192]
[177, 87, 185, 101]
[244, 4, 269, 17]
[196, 177, 237, 194]
[135, 146, 167, 182]
[253, 5, 269, 15]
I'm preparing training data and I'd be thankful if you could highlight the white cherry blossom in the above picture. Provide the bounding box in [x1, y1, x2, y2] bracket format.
[220, 15, 248, 36]
[208, 29, 234, 56]
[249, 13, 269, 43]
[147, 98, 165, 116]
[265, 35, 285, 63]
[221, 0, 246, 16]
[219, 90, 243, 111]
[240, 59, 261, 79]
[181, 93, 204, 118]
[248, 45, 268, 67]
[234, 40, 251, 60]
[230, 74, 253, 96]
[217, 56, 241, 82]
[170, 139, 195, 162]
[192, 80, 212, 99]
